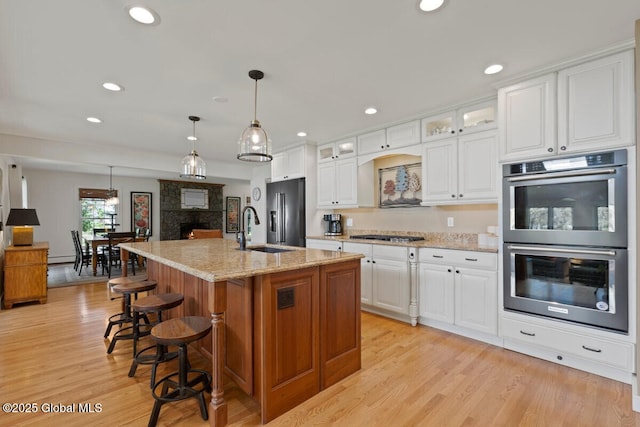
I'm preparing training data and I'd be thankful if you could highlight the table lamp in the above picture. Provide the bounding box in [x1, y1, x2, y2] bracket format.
[6, 208, 40, 246]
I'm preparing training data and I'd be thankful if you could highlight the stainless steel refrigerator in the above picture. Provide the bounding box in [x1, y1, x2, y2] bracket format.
[266, 177, 306, 247]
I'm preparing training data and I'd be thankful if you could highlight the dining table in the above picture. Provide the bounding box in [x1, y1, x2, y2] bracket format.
[83, 234, 145, 276]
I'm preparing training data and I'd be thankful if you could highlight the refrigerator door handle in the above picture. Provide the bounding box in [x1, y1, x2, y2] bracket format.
[276, 192, 286, 243]
[270, 211, 277, 233]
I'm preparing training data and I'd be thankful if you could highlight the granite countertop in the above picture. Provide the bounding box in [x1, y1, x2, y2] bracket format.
[307, 230, 499, 253]
[119, 239, 364, 282]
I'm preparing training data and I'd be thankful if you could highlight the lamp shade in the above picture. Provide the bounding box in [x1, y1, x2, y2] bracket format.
[6, 209, 40, 226]
[7, 208, 39, 246]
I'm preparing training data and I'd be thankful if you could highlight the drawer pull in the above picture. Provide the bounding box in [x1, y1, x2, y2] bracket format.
[464, 258, 478, 262]
[432, 255, 444, 258]
[582, 345, 602, 353]
[519, 330, 535, 337]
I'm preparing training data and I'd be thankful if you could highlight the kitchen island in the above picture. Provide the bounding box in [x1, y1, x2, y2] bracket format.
[119, 238, 363, 426]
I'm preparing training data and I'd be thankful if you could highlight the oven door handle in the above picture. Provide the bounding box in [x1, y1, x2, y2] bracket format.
[507, 245, 616, 257]
[506, 167, 617, 182]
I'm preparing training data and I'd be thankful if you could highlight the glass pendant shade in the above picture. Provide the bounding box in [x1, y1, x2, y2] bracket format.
[180, 115, 206, 179]
[180, 150, 206, 180]
[106, 166, 119, 205]
[237, 70, 273, 162]
[237, 120, 271, 162]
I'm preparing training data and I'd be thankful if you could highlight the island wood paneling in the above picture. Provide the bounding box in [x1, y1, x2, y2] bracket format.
[320, 259, 361, 388]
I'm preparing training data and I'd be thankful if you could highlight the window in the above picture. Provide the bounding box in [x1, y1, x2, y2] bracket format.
[78, 188, 119, 235]
[81, 198, 117, 234]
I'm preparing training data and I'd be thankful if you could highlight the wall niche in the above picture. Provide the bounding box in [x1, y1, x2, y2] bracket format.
[159, 179, 224, 240]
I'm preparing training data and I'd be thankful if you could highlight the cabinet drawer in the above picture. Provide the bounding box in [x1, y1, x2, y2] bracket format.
[418, 248, 496, 270]
[502, 317, 634, 371]
[342, 242, 372, 257]
[5, 249, 47, 265]
[372, 245, 407, 261]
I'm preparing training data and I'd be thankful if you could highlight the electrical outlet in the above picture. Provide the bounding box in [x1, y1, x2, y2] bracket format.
[447, 217, 454, 227]
[346, 218, 353, 227]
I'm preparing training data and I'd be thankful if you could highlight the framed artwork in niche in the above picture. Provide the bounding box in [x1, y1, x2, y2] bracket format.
[226, 196, 241, 233]
[131, 192, 152, 235]
[378, 162, 422, 208]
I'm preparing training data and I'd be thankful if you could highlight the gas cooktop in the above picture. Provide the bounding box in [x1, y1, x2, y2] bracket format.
[349, 234, 425, 243]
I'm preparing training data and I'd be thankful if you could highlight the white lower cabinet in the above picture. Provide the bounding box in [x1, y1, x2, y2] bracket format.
[306, 238, 343, 252]
[501, 314, 635, 382]
[344, 242, 415, 323]
[418, 248, 498, 339]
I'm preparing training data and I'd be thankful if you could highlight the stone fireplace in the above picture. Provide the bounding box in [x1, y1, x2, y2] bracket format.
[159, 180, 224, 240]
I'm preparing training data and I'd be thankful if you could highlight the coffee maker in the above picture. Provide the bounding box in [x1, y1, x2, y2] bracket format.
[323, 214, 343, 236]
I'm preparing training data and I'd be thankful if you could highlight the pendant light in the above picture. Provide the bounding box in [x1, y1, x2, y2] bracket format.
[237, 70, 272, 162]
[180, 115, 206, 179]
[106, 166, 119, 205]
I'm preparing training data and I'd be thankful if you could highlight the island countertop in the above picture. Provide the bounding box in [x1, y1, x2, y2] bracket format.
[119, 238, 364, 282]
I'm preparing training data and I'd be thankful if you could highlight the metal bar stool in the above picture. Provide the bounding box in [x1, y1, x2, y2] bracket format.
[128, 293, 184, 387]
[105, 280, 157, 353]
[148, 316, 212, 427]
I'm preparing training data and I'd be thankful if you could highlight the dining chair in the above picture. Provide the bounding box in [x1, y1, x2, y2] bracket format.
[106, 231, 137, 278]
[71, 230, 93, 275]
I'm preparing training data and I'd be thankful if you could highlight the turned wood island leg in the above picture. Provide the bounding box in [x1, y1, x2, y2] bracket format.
[208, 281, 228, 427]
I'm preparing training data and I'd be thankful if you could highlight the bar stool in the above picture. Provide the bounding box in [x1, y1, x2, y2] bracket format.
[107, 275, 148, 301]
[148, 316, 212, 427]
[105, 280, 157, 353]
[128, 293, 184, 387]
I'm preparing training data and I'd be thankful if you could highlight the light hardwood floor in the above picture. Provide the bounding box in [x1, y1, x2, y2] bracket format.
[1, 282, 638, 426]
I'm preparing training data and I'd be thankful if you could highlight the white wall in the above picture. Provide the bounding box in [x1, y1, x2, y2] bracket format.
[25, 169, 160, 263]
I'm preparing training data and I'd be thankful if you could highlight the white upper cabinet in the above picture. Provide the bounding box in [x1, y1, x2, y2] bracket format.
[317, 157, 373, 209]
[499, 49, 634, 161]
[317, 137, 356, 163]
[422, 100, 496, 143]
[498, 74, 557, 161]
[422, 130, 498, 204]
[271, 145, 305, 182]
[386, 120, 421, 148]
[557, 50, 634, 153]
[357, 129, 388, 156]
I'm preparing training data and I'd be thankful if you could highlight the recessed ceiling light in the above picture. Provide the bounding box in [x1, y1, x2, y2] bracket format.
[418, 0, 445, 12]
[364, 107, 378, 115]
[102, 82, 123, 92]
[212, 96, 228, 103]
[128, 6, 159, 25]
[87, 117, 102, 123]
[297, 132, 307, 137]
[187, 136, 198, 141]
[484, 64, 504, 75]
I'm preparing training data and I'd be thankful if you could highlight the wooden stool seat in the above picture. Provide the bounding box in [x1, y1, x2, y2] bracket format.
[148, 316, 212, 427]
[108, 275, 148, 286]
[104, 280, 157, 352]
[107, 275, 148, 301]
[128, 293, 185, 387]
[112, 280, 157, 295]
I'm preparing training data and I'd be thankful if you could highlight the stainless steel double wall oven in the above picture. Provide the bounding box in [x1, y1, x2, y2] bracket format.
[502, 149, 629, 333]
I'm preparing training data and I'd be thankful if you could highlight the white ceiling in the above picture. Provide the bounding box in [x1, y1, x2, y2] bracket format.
[1, 0, 639, 181]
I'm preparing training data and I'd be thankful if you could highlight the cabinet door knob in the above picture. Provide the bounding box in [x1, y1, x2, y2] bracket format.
[450, 130, 455, 134]
[459, 194, 463, 198]
[451, 194, 456, 198]
[366, 259, 371, 263]
[560, 146, 566, 151]
[547, 147, 553, 152]
[386, 144, 390, 148]
[381, 145, 385, 149]
[455, 270, 460, 274]
[447, 268, 452, 272]
[459, 129, 463, 133]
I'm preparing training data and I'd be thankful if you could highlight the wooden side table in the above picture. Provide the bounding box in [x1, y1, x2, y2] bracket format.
[3, 242, 49, 309]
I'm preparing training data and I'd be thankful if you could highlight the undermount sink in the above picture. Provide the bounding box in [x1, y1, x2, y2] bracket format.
[247, 246, 294, 254]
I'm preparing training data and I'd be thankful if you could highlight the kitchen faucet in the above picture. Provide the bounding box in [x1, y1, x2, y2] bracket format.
[237, 205, 260, 251]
